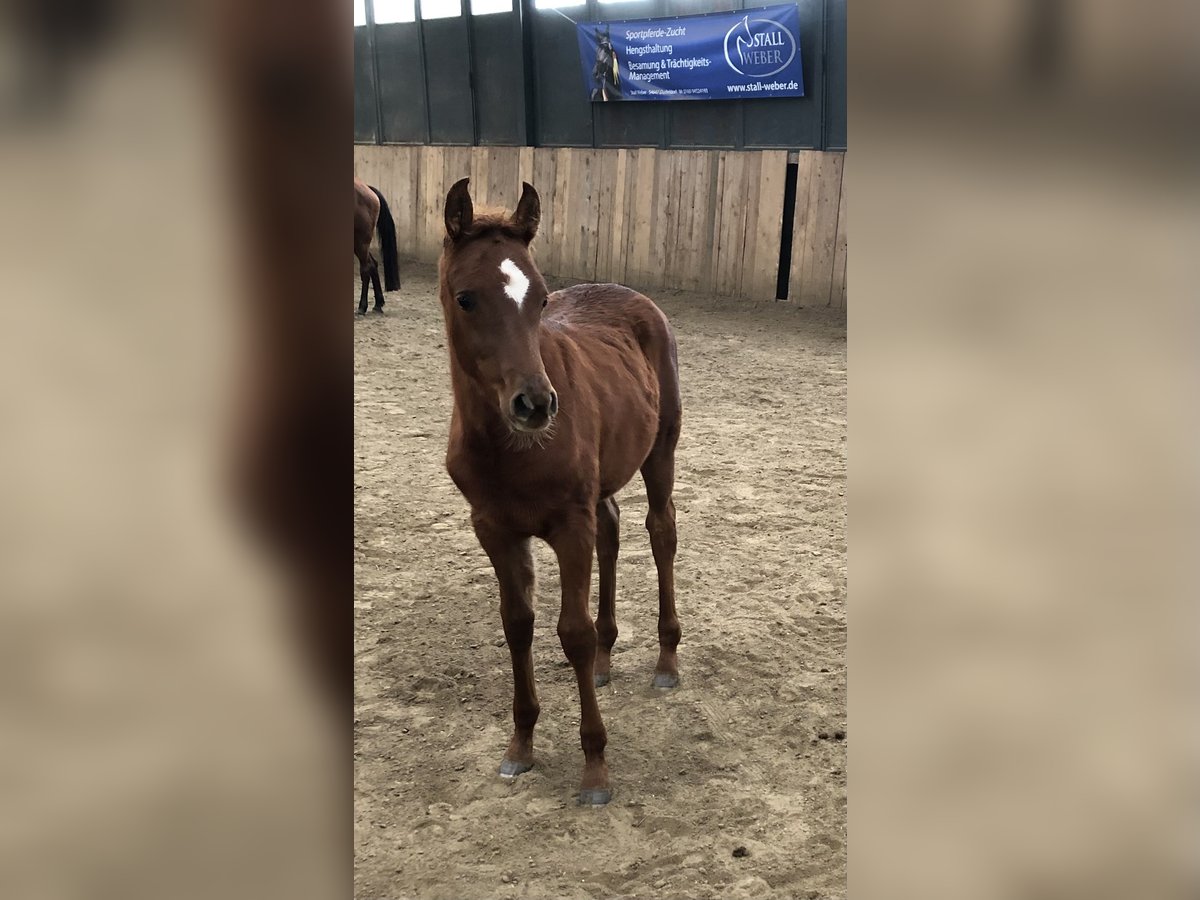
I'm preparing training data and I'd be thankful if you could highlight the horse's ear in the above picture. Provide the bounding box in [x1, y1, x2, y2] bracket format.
[444, 178, 473, 242]
[511, 182, 540, 244]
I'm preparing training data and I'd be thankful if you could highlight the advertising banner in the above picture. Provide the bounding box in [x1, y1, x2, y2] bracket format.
[576, 4, 804, 102]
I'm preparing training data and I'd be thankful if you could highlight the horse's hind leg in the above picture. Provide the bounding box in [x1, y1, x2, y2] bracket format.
[357, 261, 370, 316]
[474, 524, 540, 779]
[593, 496, 620, 687]
[369, 253, 386, 312]
[642, 430, 681, 689]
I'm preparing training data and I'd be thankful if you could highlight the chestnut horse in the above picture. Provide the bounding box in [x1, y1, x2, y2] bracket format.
[354, 176, 400, 315]
[437, 178, 682, 805]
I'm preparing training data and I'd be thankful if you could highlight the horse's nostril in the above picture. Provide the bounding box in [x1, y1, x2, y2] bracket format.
[513, 394, 535, 419]
[548, 392, 558, 416]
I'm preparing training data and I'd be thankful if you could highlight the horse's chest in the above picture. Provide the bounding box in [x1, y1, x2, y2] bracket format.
[447, 447, 586, 527]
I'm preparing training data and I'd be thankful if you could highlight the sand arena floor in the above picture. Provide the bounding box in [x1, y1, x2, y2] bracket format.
[354, 263, 846, 900]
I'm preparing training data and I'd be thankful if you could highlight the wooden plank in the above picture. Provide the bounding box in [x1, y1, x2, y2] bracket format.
[648, 151, 668, 289]
[716, 151, 749, 297]
[672, 151, 692, 290]
[666, 151, 684, 290]
[690, 150, 716, 293]
[591, 156, 607, 283]
[594, 150, 619, 283]
[695, 150, 719, 293]
[551, 148, 574, 278]
[562, 149, 582, 280]
[641, 150, 667, 289]
[737, 152, 763, 298]
[442, 145, 472, 212]
[385, 148, 409, 257]
[375, 148, 402, 258]
[353, 145, 375, 185]
[468, 149, 487, 209]
[371, 148, 391, 256]
[517, 147, 535, 193]
[567, 148, 585, 280]
[405, 147, 423, 257]
[605, 149, 627, 285]
[624, 148, 641, 286]
[797, 152, 845, 306]
[733, 152, 753, 296]
[829, 165, 848, 309]
[751, 150, 789, 300]
[707, 151, 726, 293]
[391, 148, 416, 259]
[420, 146, 444, 262]
[609, 148, 634, 286]
[669, 151, 691, 290]
[531, 148, 557, 273]
[709, 151, 725, 295]
[574, 149, 599, 281]
[665, 151, 688, 291]
[788, 151, 818, 301]
[629, 149, 657, 287]
[487, 146, 520, 215]
[651, 148, 670, 288]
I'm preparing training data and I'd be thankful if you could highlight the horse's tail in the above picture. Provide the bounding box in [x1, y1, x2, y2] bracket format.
[369, 185, 400, 292]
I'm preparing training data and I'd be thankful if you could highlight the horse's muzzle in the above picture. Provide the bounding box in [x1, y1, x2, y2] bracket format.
[508, 381, 558, 432]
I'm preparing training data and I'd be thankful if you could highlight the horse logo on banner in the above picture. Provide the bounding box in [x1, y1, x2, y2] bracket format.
[590, 25, 622, 101]
[724, 14, 797, 78]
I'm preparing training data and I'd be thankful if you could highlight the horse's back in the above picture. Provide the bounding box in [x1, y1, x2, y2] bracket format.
[547, 283, 674, 354]
[546, 283, 680, 438]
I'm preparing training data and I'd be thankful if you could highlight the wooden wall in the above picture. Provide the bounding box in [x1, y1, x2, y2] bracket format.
[354, 145, 846, 309]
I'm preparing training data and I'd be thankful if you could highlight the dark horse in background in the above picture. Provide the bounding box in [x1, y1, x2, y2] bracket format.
[354, 177, 400, 315]
[590, 26, 621, 101]
[439, 178, 682, 805]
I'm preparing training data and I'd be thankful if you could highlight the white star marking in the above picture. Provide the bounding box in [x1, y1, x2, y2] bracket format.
[500, 258, 529, 309]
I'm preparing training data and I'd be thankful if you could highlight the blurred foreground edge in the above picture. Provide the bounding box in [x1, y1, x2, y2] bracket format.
[208, 0, 352, 712]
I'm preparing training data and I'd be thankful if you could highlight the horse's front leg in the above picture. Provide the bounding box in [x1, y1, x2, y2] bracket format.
[474, 521, 540, 778]
[548, 508, 610, 805]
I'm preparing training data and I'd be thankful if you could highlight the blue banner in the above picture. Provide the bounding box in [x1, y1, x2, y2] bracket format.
[576, 4, 804, 102]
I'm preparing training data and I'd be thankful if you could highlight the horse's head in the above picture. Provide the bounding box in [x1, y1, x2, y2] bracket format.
[439, 178, 556, 435]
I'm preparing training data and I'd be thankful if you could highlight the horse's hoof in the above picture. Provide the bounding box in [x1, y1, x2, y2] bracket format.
[356, 310, 366, 317]
[652, 673, 679, 689]
[373, 307, 385, 314]
[594, 672, 610, 688]
[499, 758, 533, 779]
[578, 788, 612, 806]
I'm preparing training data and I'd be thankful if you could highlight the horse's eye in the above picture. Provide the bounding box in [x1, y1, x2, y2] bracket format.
[542, 298, 548, 309]
[456, 292, 475, 311]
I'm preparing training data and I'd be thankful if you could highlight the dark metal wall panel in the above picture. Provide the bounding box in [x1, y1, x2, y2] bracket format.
[375, 23, 429, 143]
[356, 0, 847, 150]
[593, 101, 665, 148]
[422, 16, 476, 144]
[354, 25, 379, 143]
[742, 0, 824, 148]
[471, 12, 525, 145]
[667, 100, 741, 149]
[530, 4, 592, 147]
[822, 0, 846, 150]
